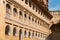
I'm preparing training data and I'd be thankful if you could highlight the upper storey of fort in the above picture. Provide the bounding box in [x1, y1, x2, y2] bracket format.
[8, 0, 52, 19]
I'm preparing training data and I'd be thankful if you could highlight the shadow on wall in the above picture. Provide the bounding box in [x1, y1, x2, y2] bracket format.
[46, 21, 60, 40]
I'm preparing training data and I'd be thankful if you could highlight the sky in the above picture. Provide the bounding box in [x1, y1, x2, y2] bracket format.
[48, 0, 60, 11]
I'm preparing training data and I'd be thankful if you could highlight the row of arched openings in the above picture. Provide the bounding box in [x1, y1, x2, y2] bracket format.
[5, 25, 22, 40]
[6, 4, 48, 28]
[6, 4, 33, 21]
[5, 25, 35, 40]
[5, 25, 40, 39]
[6, 4, 18, 16]
[5, 25, 17, 36]
[5, 25, 32, 37]
[6, 4, 40, 26]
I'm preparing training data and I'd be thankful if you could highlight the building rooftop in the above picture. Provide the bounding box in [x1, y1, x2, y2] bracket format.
[50, 10, 60, 12]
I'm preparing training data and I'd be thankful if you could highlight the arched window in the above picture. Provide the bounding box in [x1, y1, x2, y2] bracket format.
[19, 11, 23, 16]
[29, 16, 31, 20]
[19, 29, 22, 40]
[13, 27, 17, 36]
[32, 18, 34, 22]
[36, 33, 37, 37]
[25, 0, 28, 4]
[5, 25, 10, 35]
[6, 4, 11, 14]
[33, 3, 35, 10]
[29, 32, 31, 37]
[24, 14, 27, 18]
[24, 30, 27, 37]
[29, 0, 31, 7]
[13, 8, 17, 16]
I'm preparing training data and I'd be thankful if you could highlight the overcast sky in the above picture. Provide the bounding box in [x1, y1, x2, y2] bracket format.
[48, 0, 60, 11]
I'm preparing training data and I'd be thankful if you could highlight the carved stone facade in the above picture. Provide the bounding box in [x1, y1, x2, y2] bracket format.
[0, 0, 52, 40]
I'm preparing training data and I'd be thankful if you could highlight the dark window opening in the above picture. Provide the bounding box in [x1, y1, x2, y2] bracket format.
[24, 30, 27, 37]
[13, 27, 17, 36]
[5, 25, 10, 35]
[25, 0, 28, 4]
[29, 32, 31, 37]
[29, 16, 31, 20]
[19, 29, 22, 40]
[19, 11, 23, 16]
[13, 8, 17, 16]
[24, 14, 27, 18]
[6, 4, 11, 14]
[32, 18, 34, 22]
[36, 33, 37, 37]
[29, 0, 31, 7]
